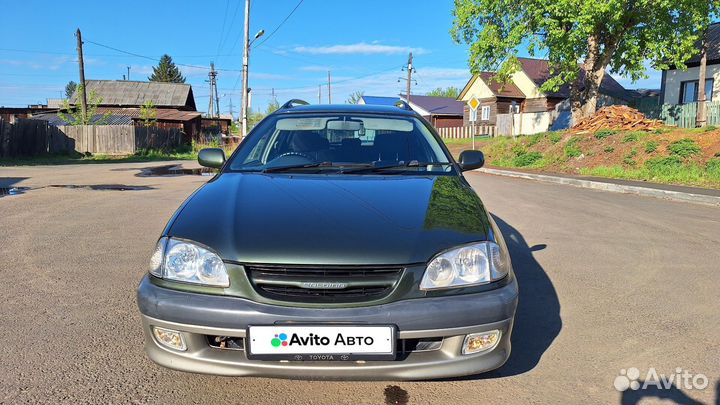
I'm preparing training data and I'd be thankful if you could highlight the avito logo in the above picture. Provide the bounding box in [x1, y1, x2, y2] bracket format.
[271, 333, 288, 347]
[271, 332, 375, 347]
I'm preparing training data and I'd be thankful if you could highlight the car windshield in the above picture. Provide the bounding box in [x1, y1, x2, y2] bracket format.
[227, 113, 453, 173]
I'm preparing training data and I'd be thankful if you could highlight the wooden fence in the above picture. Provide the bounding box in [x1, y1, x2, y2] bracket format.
[0, 119, 186, 158]
[638, 101, 720, 128]
[436, 124, 496, 138]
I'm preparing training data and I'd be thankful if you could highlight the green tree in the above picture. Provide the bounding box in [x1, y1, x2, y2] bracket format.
[346, 90, 364, 104]
[451, 0, 719, 122]
[65, 81, 77, 99]
[247, 108, 267, 130]
[139, 100, 157, 127]
[426, 86, 460, 98]
[148, 54, 186, 83]
[57, 85, 110, 125]
[266, 98, 280, 114]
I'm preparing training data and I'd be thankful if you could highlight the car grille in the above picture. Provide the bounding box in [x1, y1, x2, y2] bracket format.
[245, 265, 403, 303]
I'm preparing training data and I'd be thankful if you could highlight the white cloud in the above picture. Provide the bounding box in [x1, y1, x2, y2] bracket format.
[299, 65, 331, 72]
[293, 42, 428, 56]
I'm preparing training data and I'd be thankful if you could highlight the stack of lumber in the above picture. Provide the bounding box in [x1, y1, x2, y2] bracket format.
[572, 105, 664, 132]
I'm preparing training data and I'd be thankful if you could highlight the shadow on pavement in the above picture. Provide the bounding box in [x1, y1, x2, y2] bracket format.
[465, 214, 562, 379]
[620, 380, 710, 405]
[0, 177, 29, 188]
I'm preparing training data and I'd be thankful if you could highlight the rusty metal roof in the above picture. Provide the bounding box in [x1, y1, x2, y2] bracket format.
[95, 107, 201, 122]
[71, 80, 196, 110]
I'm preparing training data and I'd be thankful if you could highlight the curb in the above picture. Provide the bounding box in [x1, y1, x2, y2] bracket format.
[477, 168, 720, 207]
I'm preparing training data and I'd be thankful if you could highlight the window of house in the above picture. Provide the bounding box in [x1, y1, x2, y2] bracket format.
[510, 102, 520, 114]
[481, 106, 491, 121]
[679, 79, 714, 104]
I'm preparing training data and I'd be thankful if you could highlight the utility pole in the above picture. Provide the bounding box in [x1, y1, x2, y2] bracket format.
[228, 97, 234, 121]
[406, 52, 413, 103]
[241, 0, 251, 136]
[318, 84, 322, 104]
[127, 66, 131, 81]
[398, 52, 416, 104]
[327, 71, 332, 103]
[207, 62, 219, 117]
[75, 28, 87, 123]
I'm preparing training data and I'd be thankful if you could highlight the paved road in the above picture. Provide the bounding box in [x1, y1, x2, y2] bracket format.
[1, 162, 718, 404]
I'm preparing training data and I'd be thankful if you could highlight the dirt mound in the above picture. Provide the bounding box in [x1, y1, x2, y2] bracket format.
[573, 105, 664, 132]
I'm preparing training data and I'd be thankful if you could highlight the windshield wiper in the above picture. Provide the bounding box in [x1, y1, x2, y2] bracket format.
[341, 161, 453, 174]
[261, 161, 335, 173]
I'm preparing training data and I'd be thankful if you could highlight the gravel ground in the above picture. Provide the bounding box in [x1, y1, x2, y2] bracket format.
[0, 161, 718, 404]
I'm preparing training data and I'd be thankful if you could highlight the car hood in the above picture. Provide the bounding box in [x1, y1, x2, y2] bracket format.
[167, 173, 492, 265]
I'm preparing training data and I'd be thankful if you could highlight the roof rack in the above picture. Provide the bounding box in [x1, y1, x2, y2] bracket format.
[280, 99, 310, 109]
[394, 100, 412, 110]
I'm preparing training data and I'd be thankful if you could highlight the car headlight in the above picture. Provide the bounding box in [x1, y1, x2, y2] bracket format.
[420, 241, 509, 290]
[149, 237, 229, 287]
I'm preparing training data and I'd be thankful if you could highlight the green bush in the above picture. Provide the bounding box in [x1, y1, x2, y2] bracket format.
[644, 141, 658, 153]
[547, 132, 562, 144]
[623, 149, 638, 166]
[622, 133, 639, 143]
[564, 136, 582, 158]
[512, 151, 543, 167]
[527, 134, 543, 146]
[594, 129, 617, 139]
[703, 125, 717, 132]
[511, 143, 527, 156]
[645, 155, 683, 171]
[668, 138, 701, 158]
[604, 146, 615, 153]
[707, 158, 720, 175]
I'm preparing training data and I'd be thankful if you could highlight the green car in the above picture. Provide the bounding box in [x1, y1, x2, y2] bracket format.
[137, 101, 518, 380]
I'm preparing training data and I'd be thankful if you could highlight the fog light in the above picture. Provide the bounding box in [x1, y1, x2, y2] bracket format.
[152, 326, 187, 351]
[462, 330, 500, 355]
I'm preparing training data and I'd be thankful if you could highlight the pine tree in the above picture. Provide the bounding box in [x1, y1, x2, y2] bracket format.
[148, 54, 186, 83]
[65, 81, 77, 99]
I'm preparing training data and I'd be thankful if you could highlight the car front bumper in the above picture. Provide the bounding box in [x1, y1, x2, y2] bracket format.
[136, 275, 518, 380]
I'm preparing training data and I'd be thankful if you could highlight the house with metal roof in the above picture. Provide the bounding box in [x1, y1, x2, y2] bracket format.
[358, 95, 401, 106]
[660, 22, 720, 105]
[457, 57, 630, 125]
[398, 94, 465, 128]
[59, 79, 231, 137]
[70, 80, 197, 111]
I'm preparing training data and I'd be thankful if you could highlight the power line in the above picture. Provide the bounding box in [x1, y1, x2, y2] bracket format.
[215, 0, 231, 60]
[216, 0, 244, 62]
[83, 39, 244, 72]
[252, 0, 304, 49]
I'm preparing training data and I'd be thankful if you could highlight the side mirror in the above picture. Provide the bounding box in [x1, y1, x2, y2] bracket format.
[198, 148, 226, 169]
[458, 150, 485, 171]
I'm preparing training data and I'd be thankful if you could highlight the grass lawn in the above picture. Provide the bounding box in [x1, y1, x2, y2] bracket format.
[0, 140, 239, 166]
[0, 150, 196, 166]
[445, 127, 720, 189]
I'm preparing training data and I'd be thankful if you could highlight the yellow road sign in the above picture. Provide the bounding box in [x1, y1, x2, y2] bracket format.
[467, 97, 480, 111]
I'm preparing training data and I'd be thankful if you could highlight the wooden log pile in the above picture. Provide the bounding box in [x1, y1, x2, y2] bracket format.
[572, 105, 664, 132]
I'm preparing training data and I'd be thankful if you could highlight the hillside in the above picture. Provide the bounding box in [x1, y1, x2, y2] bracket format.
[446, 127, 720, 189]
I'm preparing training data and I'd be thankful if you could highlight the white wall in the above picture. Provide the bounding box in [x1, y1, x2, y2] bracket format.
[496, 112, 551, 136]
[664, 64, 720, 104]
[515, 112, 550, 135]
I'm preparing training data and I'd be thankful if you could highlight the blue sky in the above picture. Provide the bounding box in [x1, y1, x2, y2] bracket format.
[0, 0, 660, 114]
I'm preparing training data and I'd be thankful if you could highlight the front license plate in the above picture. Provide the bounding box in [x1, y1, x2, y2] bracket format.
[246, 325, 396, 361]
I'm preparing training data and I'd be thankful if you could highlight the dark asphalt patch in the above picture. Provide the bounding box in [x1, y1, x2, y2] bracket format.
[49, 184, 154, 191]
[383, 385, 409, 405]
[136, 165, 216, 177]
